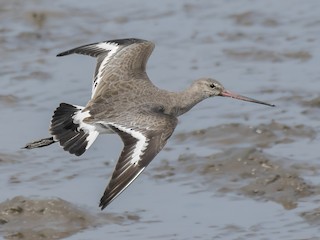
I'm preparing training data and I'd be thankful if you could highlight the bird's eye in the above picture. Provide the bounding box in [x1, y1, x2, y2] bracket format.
[210, 83, 216, 88]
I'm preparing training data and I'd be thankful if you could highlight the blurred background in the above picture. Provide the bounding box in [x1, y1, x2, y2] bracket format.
[0, 0, 319, 239]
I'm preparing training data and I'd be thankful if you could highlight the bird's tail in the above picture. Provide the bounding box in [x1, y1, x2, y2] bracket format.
[25, 103, 99, 156]
[50, 103, 99, 156]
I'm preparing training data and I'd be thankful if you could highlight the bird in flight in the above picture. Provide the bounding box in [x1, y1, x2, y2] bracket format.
[25, 38, 274, 210]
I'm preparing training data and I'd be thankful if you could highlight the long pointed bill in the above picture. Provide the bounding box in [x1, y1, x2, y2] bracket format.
[220, 90, 275, 107]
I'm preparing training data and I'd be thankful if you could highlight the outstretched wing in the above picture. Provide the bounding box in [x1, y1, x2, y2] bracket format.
[99, 116, 177, 210]
[56, 38, 155, 98]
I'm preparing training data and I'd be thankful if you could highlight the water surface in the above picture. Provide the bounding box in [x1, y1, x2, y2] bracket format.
[0, 0, 319, 239]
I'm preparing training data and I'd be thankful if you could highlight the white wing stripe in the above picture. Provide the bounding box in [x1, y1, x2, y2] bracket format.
[110, 123, 149, 165]
[91, 42, 120, 98]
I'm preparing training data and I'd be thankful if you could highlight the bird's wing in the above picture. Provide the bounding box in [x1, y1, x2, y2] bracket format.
[99, 115, 177, 210]
[56, 38, 155, 98]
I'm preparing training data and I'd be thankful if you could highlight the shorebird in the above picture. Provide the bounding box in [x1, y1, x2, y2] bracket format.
[25, 38, 274, 210]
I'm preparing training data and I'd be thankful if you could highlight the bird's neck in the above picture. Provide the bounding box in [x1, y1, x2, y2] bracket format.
[168, 86, 207, 116]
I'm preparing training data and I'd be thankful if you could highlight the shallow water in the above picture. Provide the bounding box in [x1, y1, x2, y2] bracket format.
[1, 0, 320, 239]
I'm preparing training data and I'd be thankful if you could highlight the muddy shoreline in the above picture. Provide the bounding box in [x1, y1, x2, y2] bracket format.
[1, 0, 319, 239]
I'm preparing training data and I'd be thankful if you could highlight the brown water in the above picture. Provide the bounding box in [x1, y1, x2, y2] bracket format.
[1, 0, 320, 239]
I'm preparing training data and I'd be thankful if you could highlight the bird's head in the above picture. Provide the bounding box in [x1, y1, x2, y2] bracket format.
[193, 78, 275, 107]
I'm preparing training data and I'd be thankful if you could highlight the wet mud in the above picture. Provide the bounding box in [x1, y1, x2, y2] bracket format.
[300, 207, 320, 226]
[152, 122, 319, 210]
[175, 121, 316, 148]
[1, 0, 319, 239]
[224, 48, 312, 62]
[0, 196, 140, 240]
[175, 148, 314, 210]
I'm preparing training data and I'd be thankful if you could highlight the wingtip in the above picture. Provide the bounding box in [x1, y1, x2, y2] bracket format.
[99, 202, 107, 211]
[57, 49, 75, 57]
[56, 51, 67, 57]
[99, 194, 113, 210]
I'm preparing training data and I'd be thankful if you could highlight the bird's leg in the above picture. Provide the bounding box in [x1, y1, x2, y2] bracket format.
[24, 137, 56, 149]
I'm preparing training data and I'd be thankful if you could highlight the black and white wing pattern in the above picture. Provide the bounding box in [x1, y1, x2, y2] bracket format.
[99, 116, 177, 210]
[56, 38, 154, 99]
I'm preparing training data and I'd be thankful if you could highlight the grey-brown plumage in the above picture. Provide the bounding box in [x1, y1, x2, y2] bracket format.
[24, 38, 274, 210]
